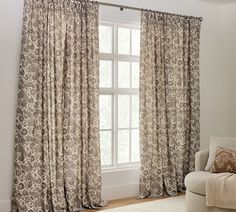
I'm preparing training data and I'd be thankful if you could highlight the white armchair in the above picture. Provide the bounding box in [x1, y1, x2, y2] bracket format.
[185, 150, 236, 212]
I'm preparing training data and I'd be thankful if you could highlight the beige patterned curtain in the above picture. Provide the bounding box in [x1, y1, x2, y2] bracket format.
[11, 0, 104, 211]
[139, 10, 202, 198]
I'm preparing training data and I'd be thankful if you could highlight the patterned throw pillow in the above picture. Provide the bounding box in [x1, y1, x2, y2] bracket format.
[211, 147, 236, 173]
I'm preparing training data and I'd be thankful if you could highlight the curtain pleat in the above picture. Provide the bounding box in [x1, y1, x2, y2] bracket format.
[139, 11, 201, 198]
[11, 0, 104, 211]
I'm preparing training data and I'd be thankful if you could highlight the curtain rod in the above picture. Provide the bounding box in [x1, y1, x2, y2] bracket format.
[98, 2, 142, 12]
[97, 1, 203, 21]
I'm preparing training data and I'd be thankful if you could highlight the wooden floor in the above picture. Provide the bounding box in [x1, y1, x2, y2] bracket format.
[84, 193, 184, 211]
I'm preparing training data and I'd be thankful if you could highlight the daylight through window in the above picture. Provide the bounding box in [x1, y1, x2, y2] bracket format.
[99, 22, 140, 168]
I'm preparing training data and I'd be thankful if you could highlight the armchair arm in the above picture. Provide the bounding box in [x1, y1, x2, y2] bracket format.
[195, 150, 209, 171]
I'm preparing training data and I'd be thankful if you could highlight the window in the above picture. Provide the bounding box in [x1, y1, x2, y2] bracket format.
[99, 22, 140, 169]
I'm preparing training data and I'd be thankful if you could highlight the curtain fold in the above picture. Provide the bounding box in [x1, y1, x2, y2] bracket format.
[139, 10, 201, 198]
[11, 0, 104, 211]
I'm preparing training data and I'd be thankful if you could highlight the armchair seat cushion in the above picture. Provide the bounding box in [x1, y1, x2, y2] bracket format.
[185, 171, 213, 195]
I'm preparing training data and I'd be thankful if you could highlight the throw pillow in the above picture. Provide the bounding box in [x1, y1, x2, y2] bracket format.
[211, 147, 236, 173]
[205, 136, 236, 171]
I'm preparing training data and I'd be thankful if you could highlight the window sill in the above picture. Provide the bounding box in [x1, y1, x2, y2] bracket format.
[102, 163, 140, 173]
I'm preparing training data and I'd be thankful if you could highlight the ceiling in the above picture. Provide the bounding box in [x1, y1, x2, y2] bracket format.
[198, 0, 236, 4]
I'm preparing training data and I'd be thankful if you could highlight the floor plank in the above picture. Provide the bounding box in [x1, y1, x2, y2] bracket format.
[84, 193, 184, 211]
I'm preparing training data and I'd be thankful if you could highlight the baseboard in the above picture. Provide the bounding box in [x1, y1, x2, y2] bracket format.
[102, 183, 139, 201]
[0, 183, 138, 210]
[0, 200, 10, 212]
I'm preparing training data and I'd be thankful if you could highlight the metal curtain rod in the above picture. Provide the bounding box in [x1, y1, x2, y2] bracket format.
[98, 2, 142, 12]
[97, 1, 203, 21]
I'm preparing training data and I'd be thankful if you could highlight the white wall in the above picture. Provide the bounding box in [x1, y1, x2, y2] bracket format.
[0, 0, 235, 210]
[221, 3, 236, 133]
[0, 0, 24, 211]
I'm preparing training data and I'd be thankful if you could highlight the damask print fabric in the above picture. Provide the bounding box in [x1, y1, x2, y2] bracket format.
[11, 0, 104, 211]
[139, 10, 202, 198]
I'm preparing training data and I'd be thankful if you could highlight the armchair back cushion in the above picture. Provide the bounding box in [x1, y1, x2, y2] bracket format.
[205, 136, 236, 171]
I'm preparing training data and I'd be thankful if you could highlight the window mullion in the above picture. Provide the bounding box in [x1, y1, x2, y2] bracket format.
[114, 23, 118, 168]
[130, 27, 132, 56]
[129, 60, 132, 163]
[129, 95, 132, 163]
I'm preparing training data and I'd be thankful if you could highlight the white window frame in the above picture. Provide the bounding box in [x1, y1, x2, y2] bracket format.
[99, 20, 140, 171]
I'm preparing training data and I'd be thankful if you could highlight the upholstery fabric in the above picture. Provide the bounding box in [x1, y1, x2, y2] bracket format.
[139, 10, 202, 198]
[186, 190, 234, 212]
[186, 190, 209, 212]
[195, 150, 209, 171]
[205, 137, 236, 171]
[211, 147, 236, 173]
[11, 0, 104, 211]
[185, 150, 236, 212]
[185, 171, 212, 195]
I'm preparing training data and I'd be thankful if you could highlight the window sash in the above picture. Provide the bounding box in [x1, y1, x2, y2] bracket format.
[99, 21, 140, 169]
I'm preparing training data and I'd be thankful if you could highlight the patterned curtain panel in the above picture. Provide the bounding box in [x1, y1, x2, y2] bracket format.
[11, 0, 104, 211]
[139, 11, 202, 198]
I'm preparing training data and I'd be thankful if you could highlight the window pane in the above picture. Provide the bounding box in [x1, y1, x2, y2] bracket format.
[132, 95, 139, 128]
[100, 60, 112, 88]
[99, 25, 112, 53]
[99, 95, 112, 129]
[118, 130, 130, 164]
[118, 61, 130, 88]
[131, 129, 139, 162]
[118, 95, 130, 128]
[118, 28, 130, 55]
[132, 29, 140, 56]
[100, 131, 112, 166]
[131, 62, 139, 88]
